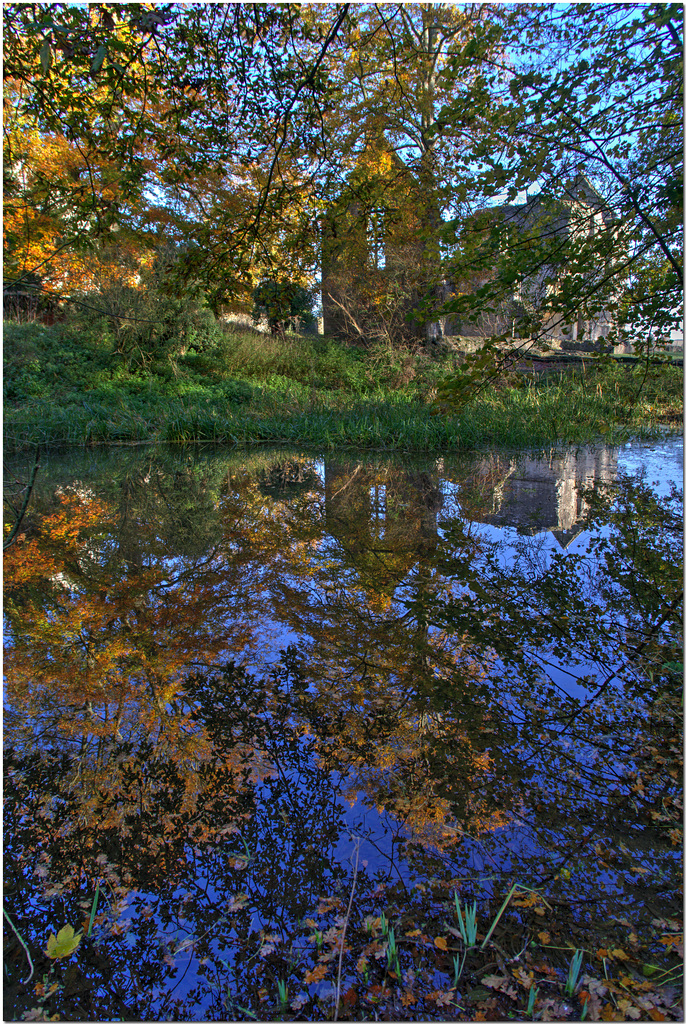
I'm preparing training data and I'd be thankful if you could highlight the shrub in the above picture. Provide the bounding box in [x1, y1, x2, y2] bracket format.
[68, 250, 226, 367]
[252, 279, 315, 337]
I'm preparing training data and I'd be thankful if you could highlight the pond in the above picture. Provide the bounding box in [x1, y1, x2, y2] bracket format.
[3, 438, 683, 1022]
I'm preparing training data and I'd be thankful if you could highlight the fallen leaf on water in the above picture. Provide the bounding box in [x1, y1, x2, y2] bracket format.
[619, 974, 652, 990]
[482, 974, 518, 999]
[46, 925, 81, 960]
[538, 998, 571, 1021]
[659, 934, 683, 955]
[304, 963, 328, 985]
[617, 997, 641, 1019]
[427, 990, 454, 1006]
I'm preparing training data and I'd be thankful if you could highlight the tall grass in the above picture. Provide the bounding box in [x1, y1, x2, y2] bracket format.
[3, 318, 682, 454]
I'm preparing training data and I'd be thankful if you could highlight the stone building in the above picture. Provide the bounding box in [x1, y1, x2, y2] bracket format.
[448, 174, 618, 348]
[321, 171, 618, 349]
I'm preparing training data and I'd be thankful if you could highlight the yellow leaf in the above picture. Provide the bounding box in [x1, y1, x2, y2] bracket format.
[46, 924, 81, 959]
[434, 935, 448, 951]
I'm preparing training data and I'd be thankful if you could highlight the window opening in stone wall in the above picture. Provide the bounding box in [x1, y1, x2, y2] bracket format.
[367, 210, 385, 269]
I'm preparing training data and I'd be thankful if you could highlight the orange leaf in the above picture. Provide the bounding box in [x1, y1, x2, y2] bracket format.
[434, 935, 448, 951]
[427, 990, 454, 1006]
[648, 1010, 666, 1022]
[304, 963, 328, 985]
[537, 931, 551, 944]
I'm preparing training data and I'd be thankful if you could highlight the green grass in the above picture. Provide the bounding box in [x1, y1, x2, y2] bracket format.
[3, 318, 682, 454]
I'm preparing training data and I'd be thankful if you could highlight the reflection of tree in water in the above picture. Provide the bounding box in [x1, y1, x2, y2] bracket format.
[257, 458, 321, 501]
[3, 448, 682, 1019]
[4, 661, 352, 1020]
[266, 458, 514, 852]
[325, 460, 443, 565]
[4, 483, 263, 732]
[116, 460, 224, 564]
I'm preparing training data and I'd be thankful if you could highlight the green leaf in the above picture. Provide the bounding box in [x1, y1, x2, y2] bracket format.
[39, 39, 52, 74]
[46, 924, 82, 959]
[91, 45, 107, 75]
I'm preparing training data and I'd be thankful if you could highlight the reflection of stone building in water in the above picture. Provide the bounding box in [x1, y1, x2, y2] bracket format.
[322, 449, 617, 555]
[464, 447, 618, 546]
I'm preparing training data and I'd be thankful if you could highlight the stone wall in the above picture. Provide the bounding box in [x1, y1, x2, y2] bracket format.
[220, 312, 324, 336]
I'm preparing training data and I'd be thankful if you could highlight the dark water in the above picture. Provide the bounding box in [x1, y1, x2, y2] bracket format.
[3, 439, 683, 1020]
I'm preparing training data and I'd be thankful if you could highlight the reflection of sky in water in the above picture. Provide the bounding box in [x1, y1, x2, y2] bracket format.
[616, 435, 683, 495]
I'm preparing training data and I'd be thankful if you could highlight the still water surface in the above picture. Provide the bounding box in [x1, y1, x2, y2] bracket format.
[3, 438, 683, 1020]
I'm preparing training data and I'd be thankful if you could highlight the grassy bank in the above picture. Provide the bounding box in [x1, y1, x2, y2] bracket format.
[4, 319, 682, 454]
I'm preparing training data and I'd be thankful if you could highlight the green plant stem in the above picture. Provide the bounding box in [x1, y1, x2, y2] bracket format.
[87, 880, 101, 938]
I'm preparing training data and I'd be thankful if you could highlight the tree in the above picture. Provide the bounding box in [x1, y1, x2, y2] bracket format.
[432, 2, 683, 400]
[318, 3, 498, 344]
[3, 78, 152, 300]
[3, 3, 350, 311]
[3, 5, 163, 295]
